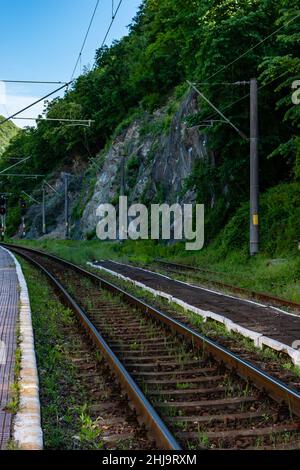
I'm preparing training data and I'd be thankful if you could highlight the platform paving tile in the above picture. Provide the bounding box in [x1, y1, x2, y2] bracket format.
[0, 248, 19, 449]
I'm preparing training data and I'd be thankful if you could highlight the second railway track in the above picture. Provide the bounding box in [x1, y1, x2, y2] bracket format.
[155, 259, 300, 311]
[5, 244, 300, 450]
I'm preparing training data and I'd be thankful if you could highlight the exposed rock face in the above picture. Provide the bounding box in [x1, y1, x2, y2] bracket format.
[25, 171, 84, 239]
[24, 90, 208, 239]
[80, 90, 208, 238]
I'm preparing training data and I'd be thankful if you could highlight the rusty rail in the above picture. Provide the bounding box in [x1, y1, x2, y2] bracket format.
[6, 245, 181, 450]
[3, 243, 300, 422]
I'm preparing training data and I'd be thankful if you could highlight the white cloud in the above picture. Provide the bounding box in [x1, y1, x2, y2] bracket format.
[0, 94, 46, 128]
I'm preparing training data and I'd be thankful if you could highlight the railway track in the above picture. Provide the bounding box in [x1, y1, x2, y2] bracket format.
[44, 306, 152, 450]
[155, 259, 300, 311]
[4, 243, 300, 450]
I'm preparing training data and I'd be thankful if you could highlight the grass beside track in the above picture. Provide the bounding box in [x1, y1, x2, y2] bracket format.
[13, 239, 300, 303]
[82, 265, 300, 381]
[17, 247, 300, 381]
[9, 241, 300, 381]
[18, 259, 106, 450]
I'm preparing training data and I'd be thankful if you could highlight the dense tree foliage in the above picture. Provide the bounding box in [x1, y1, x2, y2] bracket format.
[0, 0, 299, 237]
[0, 116, 18, 155]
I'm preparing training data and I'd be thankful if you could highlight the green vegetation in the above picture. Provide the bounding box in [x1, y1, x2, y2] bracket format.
[19, 259, 105, 449]
[81, 185, 295, 304]
[5, 346, 21, 414]
[11, 241, 300, 382]
[0, 0, 298, 248]
[1, 1, 299, 309]
[0, 115, 18, 156]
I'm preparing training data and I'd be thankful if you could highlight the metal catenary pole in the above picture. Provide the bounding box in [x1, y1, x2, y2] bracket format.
[1, 215, 4, 241]
[119, 155, 126, 242]
[22, 217, 26, 238]
[42, 185, 46, 235]
[120, 156, 125, 197]
[250, 78, 259, 256]
[64, 174, 70, 239]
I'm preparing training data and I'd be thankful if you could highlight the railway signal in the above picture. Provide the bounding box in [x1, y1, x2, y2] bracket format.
[0, 195, 6, 241]
[20, 199, 27, 215]
[20, 199, 27, 238]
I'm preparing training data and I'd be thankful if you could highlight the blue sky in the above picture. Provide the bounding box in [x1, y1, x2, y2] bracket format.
[0, 0, 142, 127]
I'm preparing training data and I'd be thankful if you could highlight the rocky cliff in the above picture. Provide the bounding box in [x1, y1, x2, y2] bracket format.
[80, 90, 208, 238]
[24, 90, 209, 239]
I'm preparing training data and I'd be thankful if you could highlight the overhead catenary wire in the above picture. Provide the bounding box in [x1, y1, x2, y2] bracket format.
[0, 174, 44, 178]
[2, 0, 124, 127]
[187, 80, 248, 140]
[71, 0, 124, 79]
[204, 12, 300, 83]
[195, 82, 250, 86]
[11, 117, 94, 125]
[70, 0, 101, 80]
[0, 81, 73, 126]
[0, 80, 67, 85]
[43, 180, 59, 195]
[0, 156, 31, 176]
[21, 190, 40, 205]
[186, 12, 299, 130]
[196, 69, 291, 127]
[98, 0, 124, 52]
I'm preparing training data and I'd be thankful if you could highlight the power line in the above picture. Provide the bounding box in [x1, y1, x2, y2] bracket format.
[70, 0, 124, 79]
[195, 82, 250, 86]
[99, 0, 124, 51]
[187, 81, 248, 140]
[21, 190, 40, 204]
[4, 157, 27, 161]
[204, 12, 300, 82]
[43, 180, 59, 195]
[0, 81, 72, 126]
[0, 156, 31, 176]
[70, 0, 101, 80]
[12, 117, 94, 126]
[0, 174, 44, 178]
[198, 69, 291, 125]
[1, 80, 67, 85]
[186, 13, 299, 129]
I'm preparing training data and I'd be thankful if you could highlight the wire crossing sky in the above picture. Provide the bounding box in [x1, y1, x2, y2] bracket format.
[1, 0, 141, 127]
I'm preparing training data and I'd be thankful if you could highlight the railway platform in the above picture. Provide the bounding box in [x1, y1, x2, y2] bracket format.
[1, 244, 300, 450]
[0, 247, 19, 449]
[0, 246, 42, 450]
[91, 260, 300, 366]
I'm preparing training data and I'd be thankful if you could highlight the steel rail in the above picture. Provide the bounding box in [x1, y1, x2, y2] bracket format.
[3, 243, 300, 420]
[155, 259, 300, 311]
[6, 245, 181, 451]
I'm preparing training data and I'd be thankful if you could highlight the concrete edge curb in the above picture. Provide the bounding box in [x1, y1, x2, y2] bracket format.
[89, 262, 300, 367]
[3, 247, 43, 450]
[114, 261, 300, 318]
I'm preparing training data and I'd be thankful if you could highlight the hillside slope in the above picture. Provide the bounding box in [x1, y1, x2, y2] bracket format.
[0, 116, 18, 156]
[24, 89, 208, 239]
[0, 0, 298, 258]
